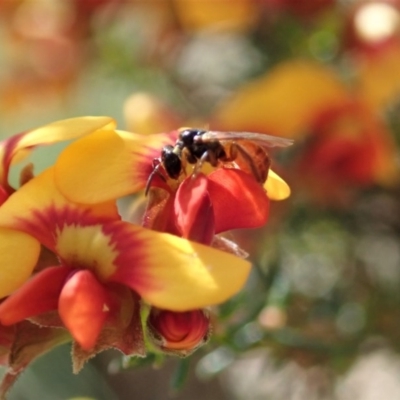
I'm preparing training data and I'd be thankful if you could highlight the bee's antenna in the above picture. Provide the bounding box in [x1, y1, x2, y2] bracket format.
[145, 162, 163, 196]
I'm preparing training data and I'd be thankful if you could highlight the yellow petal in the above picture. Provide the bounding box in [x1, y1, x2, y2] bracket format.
[264, 170, 291, 201]
[357, 45, 400, 110]
[18, 116, 116, 148]
[0, 168, 119, 237]
[55, 129, 174, 204]
[214, 61, 349, 138]
[110, 225, 252, 311]
[173, 0, 257, 32]
[0, 117, 116, 187]
[0, 228, 40, 298]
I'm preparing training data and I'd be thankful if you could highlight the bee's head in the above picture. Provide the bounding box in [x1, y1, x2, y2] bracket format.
[161, 145, 182, 179]
[178, 128, 206, 146]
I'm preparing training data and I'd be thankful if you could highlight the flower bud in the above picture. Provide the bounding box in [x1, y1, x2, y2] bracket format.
[147, 308, 211, 356]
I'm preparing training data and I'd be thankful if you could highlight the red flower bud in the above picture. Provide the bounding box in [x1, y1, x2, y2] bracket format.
[147, 308, 211, 356]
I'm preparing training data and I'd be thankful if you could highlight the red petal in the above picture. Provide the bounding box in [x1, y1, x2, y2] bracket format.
[207, 168, 269, 233]
[71, 287, 145, 372]
[174, 174, 215, 244]
[0, 266, 72, 325]
[142, 188, 180, 235]
[59, 270, 108, 350]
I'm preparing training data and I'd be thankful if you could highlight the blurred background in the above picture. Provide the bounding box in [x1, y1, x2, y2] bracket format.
[3, 0, 400, 399]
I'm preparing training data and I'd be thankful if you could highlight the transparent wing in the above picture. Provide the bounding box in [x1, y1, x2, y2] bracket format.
[196, 131, 294, 148]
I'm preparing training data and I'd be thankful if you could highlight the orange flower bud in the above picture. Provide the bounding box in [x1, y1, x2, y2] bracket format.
[147, 308, 211, 356]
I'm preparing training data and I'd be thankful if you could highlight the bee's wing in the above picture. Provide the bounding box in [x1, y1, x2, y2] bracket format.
[199, 131, 294, 148]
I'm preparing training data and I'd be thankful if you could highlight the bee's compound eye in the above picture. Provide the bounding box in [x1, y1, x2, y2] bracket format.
[179, 129, 205, 146]
[163, 154, 182, 180]
[161, 145, 174, 161]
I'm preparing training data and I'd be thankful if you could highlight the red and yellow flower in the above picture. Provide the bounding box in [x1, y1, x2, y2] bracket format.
[0, 167, 251, 352]
[0, 113, 287, 393]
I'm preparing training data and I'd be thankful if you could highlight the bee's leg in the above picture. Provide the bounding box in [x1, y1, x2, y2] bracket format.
[145, 159, 166, 196]
[230, 143, 266, 183]
[180, 147, 193, 177]
[191, 150, 212, 179]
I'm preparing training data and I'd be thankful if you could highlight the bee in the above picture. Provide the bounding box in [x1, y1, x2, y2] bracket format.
[145, 128, 293, 194]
